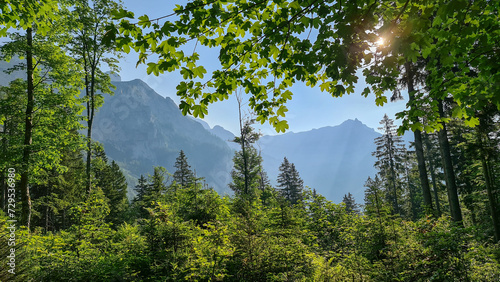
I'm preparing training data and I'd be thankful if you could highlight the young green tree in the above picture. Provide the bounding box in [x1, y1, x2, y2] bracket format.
[30, 140, 87, 232]
[132, 174, 149, 219]
[230, 105, 263, 196]
[133, 167, 168, 219]
[363, 176, 389, 260]
[342, 192, 359, 215]
[172, 150, 195, 190]
[277, 157, 304, 205]
[92, 144, 129, 226]
[229, 145, 265, 197]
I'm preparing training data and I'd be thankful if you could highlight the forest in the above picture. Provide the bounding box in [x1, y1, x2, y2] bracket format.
[1, 0, 500, 281]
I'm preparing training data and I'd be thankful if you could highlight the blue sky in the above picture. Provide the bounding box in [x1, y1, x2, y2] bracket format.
[117, 0, 408, 136]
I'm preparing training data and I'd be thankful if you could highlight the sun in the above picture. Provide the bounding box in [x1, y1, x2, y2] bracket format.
[376, 37, 385, 46]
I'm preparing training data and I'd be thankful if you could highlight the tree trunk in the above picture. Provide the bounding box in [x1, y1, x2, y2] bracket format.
[20, 27, 34, 229]
[86, 100, 92, 193]
[437, 100, 462, 223]
[404, 160, 417, 220]
[424, 133, 442, 217]
[476, 127, 500, 242]
[237, 97, 249, 195]
[405, 62, 433, 213]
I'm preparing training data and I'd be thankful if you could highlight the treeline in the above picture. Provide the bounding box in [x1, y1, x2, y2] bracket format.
[1, 137, 499, 280]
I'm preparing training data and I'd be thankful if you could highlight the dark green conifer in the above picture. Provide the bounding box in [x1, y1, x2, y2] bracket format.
[277, 157, 304, 205]
[173, 150, 195, 189]
[342, 192, 360, 214]
[373, 114, 406, 215]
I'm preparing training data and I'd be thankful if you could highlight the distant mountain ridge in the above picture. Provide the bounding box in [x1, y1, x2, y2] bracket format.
[192, 117, 382, 203]
[258, 119, 380, 203]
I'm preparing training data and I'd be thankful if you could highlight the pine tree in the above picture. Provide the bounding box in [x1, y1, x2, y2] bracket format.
[277, 157, 304, 205]
[132, 167, 168, 219]
[422, 132, 443, 217]
[132, 174, 149, 219]
[149, 166, 168, 201]
[173, 150, 195, 190]
[100, 161, 129, 226]
[342, 192, 359, 214]
[229, 146, 265, 196]
[230, 117, 266, 197]
[90, 143, 129, 226]
[373, 114, 406, 215]
[402, 146, 422, 220]
[29, 141, 87, 231]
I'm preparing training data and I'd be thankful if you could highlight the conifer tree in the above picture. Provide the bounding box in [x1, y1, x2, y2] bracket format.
[132, 167, 168, 219]
[363, 176, 389, 259]
[373, 114, 406, 215]
[342, 192, 359, 214]
[100, 161, 129, 226]
[277, 157, 304, 205]
[229, 146, 265, 196]
[30, 141, 87, 231]
[230, 114, 264, 197]
[91, 144, 129, 225]
[173, 150, 195, 190]
[422, 132, 443, 217]
[132, 174, 149, 219]
[402, 147, 422, 220]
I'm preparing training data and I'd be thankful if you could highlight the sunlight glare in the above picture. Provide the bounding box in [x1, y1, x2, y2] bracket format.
[376, 37, 384, 46]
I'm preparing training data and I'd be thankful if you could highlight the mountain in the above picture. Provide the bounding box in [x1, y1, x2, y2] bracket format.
[192, 118, 381, 203]
[257, 119, 380, 203]
[0, 57, 24, 86]
[0, 59, 409, 205]
[93, 78, 234, 196]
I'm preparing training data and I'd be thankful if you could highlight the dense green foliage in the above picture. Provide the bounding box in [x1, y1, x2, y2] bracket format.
[2, 173, 500, 281]
[1, 0, 500, 280]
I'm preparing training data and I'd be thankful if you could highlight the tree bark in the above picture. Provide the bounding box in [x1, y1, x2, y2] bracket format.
[476, 125, 500, 242]
[437, 100, 462, 223]
[20, 27, 34, 229]
[405, 62, 433, 213]
[424, 133, 442, 217]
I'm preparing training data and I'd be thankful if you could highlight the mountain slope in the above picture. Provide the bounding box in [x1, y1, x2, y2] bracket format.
[93, 79, 234, 195]
[194, 118, 381, 203]
[257, 119, 380, 203]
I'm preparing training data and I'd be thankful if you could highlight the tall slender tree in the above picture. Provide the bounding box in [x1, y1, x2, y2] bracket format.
[69, 0, 121, 193]
[373, 114, 406, 215]
[423, 133, 443, 217]
[436, 100, 462, 223]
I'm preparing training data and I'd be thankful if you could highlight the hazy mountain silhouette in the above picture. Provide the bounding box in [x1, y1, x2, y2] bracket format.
[93, 78, 234, 196]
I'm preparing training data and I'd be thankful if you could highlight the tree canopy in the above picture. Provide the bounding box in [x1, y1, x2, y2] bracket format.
[106, 0, 500, 132]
